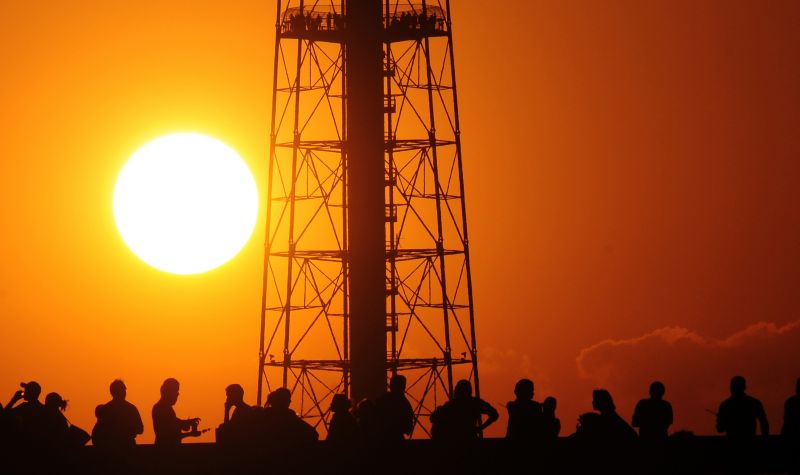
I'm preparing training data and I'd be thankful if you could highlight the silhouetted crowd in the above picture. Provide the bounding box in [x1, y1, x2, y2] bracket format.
[386, 11, 445, 35]
[280, 9, 445, 35]
[1, 374, 799, 472]
[282, 11, 344, 34]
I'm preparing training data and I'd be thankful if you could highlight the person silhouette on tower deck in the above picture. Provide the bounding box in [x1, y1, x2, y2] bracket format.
[92, 379, 144, 449]
[632, 381, 673, 442]
[430, 379, 499, 443]
[260, 387, 318, 451]
[216, 383, 258, 447]
[783, 378, 800, 437]
[375, 374, 415, 443]
[716, 376, 769, 439]
[505, 378, 542, 441]
[152, 378, 201, 446]
[327, 394, 357, 445]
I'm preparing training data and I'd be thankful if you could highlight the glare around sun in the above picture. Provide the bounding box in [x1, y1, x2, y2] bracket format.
[113, 133, 258, 275]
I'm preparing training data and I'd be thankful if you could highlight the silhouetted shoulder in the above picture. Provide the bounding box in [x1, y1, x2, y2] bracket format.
[783, 394, 800, 436]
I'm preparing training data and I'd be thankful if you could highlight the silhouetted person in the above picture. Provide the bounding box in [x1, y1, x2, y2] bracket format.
[354, 398, 380, 443]
[716, 376, 769, 439]
[261, 387, 318, 451]
[785, 380, 800, 475]
[569, 390, 636, 473]
[632, 381, 673, 442]
[541, 396, 561, 439]
[505, 378, 542, 441]
[783, 378, 800, 437]
[152, 378, 201, 446]
[92, 379, 144, 449]
[41, 392, 70, 449]
[216, 383, 258, 447]
[327, 394, 357, 445]
[6, 381, 47, 446]
[0, 400, 10, 450]
[574, 389, 636, 443]
[430, 379, 498, 443]
[375, 374, 414, 442]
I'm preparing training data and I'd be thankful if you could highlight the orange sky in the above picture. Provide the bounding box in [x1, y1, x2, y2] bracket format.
[2, 0, 799, 442]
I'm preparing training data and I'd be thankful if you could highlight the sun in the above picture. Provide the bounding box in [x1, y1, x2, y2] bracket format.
[113, 133, 258, 275]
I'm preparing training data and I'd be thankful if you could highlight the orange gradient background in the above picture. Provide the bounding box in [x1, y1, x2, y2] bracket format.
[2, 1, 799, 442]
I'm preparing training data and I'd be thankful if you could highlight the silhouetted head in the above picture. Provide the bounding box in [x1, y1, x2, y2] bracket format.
[160, 378, 180, 405]
[267, 387, 291, 410]
[543, 396, 557, 414]
[21, 381, 41, 402]
[513, 379, 534, 401]
[453, 379, 472, 400]
[110, 379, 127, 400]
[45, 392, 67, 412]
[592, 389, 616, 413]
[649, 381, 665, 399]
[389, 374, 407, 394]
[225, 384, 245, 406]
[795, 378, 800, 396]
[730, 376, 746, 396]
[330, 394, 351, 414]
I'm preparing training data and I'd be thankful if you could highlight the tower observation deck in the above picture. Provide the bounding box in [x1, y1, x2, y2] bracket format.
[258, 0, 479, 437]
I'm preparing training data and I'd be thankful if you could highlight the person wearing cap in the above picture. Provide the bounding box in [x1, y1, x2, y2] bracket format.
[6, 381, 47, 445]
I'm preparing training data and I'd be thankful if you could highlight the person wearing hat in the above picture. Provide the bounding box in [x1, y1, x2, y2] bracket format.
[6, 381, 47, 445]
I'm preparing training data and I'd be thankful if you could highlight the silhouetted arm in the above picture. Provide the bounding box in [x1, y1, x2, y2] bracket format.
[133, 408, 144, 435]
[179, 418, 194, 431]
[756, 401, 769, 436]
[715, 403, 726, 434]
[6, 390, 23, 410]
[631, 401, 642, 428]
[782, 399, 790, 436]
[402, 400, 415, 435]
[477, 399, 499, 431]
[178, 417, 202, 439]
[667, 401, 674, 427]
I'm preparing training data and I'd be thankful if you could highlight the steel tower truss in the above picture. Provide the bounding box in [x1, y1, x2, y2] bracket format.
[258, 0, 479, 437]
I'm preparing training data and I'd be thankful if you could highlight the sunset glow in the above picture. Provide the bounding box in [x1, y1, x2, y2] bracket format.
[2, 1, 800, 446]
[113, 133, 258, 275]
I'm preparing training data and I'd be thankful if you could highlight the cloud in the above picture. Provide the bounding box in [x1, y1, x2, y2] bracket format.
[575, 320, 800, 434]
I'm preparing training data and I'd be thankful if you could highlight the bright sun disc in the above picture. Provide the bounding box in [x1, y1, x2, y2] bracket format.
[113, 133, 258, 275]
